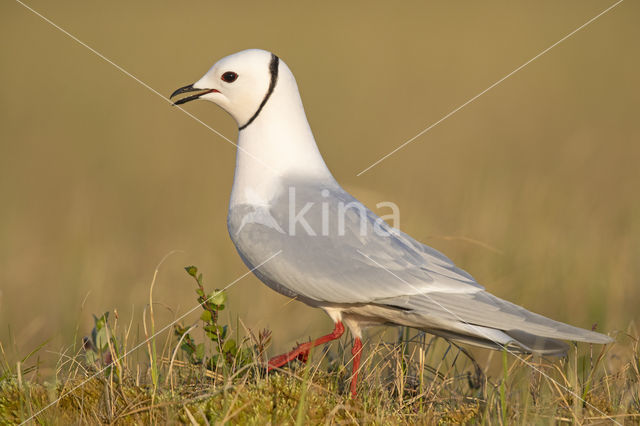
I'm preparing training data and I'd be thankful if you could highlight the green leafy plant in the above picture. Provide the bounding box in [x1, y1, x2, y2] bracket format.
[82, 312, 121, 379]
[174, 266, 256, 372]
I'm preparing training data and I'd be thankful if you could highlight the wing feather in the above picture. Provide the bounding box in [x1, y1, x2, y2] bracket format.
[228, 179, 482, 304]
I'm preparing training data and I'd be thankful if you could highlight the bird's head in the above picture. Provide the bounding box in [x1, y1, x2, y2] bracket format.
[171, 49, 280, 130]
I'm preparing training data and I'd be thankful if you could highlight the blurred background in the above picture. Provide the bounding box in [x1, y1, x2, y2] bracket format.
[1, 1, 638, 373]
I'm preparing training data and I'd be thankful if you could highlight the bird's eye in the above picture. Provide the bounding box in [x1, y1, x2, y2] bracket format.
[221, 71, 238, 83]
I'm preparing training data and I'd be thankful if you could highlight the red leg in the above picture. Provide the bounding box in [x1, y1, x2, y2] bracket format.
[268, 322, 345, 370]
[350, 337, 363, 397]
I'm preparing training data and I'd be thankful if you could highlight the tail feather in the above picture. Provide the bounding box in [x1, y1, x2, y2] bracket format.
[505, 329, 570, 356]
[426, 324, 569, 356]
[374, 290, 612, 355]
[379, 291, 613, 348]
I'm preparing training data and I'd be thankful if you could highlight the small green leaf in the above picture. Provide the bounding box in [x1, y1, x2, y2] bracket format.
[85, 351, 97, 364]
[195, 288, 205, 298]
[209, 290, 227, 306]
[91, 327, 98, 347]
[185, 266, 198, 277]
[95, 327, 109, 351]
[195, 343, 205, 361]
[241, 348, 252, 361]
[200, 311, 212, 323]
[223, 339, 236, 354]
[197, 273, 203, 284]
[204, 324, 219, 342]
[95, 313, 108, 330]
[181, 341, 194, 356]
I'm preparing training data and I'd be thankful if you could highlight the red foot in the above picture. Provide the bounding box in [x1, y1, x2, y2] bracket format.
[350, 337, 363, 397]
[296, 350, 309, 363]
[268, 322, 345, 371]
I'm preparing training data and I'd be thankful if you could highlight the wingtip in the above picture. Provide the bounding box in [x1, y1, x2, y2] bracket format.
[581, 329, 614, 345]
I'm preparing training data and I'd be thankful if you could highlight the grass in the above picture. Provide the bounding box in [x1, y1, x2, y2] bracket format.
[1, 266, 638, 424]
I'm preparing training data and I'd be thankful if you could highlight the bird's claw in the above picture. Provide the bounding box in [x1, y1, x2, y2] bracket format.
[296, 350, 309, 363]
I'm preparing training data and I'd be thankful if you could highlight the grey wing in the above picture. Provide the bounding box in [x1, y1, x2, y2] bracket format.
[378, 291, 612, 345]
[227, 180, 612, 351]
[228, 181, 483, 304]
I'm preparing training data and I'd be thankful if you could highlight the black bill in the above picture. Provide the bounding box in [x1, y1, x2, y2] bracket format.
[170, 84, 218, 106]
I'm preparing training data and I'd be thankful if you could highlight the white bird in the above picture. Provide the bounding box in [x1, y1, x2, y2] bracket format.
[171, 49, 612, 396]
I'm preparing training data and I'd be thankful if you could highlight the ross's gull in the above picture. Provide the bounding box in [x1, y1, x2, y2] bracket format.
[171, 49, 612, 396]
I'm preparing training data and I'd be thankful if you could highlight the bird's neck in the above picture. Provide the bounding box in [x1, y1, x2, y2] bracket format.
[230, 80, 334, 208]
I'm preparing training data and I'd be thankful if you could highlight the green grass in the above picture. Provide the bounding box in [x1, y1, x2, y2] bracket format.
[1, 267, 638, 424]
[1, 333, 639, 424]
